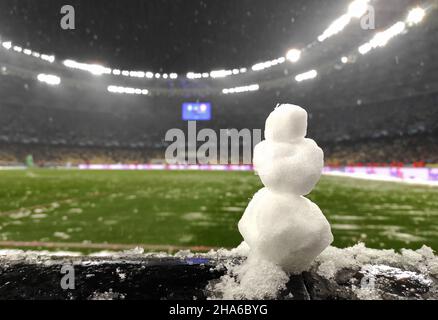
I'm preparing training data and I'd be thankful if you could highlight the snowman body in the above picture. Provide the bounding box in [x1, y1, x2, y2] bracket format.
[238, 104, 333, 273]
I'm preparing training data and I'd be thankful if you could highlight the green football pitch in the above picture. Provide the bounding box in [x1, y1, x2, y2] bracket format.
[0, 169, 437, 253]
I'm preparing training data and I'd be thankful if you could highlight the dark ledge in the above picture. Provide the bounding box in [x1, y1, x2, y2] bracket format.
[0, 253, 436, 300]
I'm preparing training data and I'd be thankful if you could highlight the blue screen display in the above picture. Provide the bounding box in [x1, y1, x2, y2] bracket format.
[182, 102, 212, 121]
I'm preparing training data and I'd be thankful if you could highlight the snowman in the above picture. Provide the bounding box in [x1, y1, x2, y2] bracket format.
[238, 104, 333, 273]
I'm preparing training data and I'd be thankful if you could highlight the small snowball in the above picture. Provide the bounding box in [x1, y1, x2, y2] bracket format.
[264, 104, 308, 142]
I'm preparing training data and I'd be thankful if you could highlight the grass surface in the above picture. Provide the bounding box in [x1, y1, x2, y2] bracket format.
[0, 169, 437, 252]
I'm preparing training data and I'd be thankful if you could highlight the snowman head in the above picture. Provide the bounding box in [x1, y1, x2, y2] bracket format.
[253, 104, 324, 195]
[265, 104, 308, 142]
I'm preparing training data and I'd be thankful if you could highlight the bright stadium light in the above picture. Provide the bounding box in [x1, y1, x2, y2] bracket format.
[252, 57, 285, 71]
[341, 56, 349, 64]
[63, 59, 109, 75]
[286, 49, 301, 63]
[1, 41, 12, 50]
[23, 49, 32, 55]
[318, 0, 369, 42]
[210, 69, 233, 78]
[318, 14, 351, 42]
[222, 84, 259, 94]
[407, 7, 425, 25]
[194, 67, 248, 78]
[358, 21, 406, 55]
[41, 54, 55, 63]
[13, 46, 22, 52]
[358, 43, 372, 55]
[170, 73, 178, 79]
[347, 0, 369, 18]
[107, 85, 149, 95]
[252, 62, 269, 71]
[112, 69, 121, 75]
[107, 85, 117, 93]
[146, 72, 154, 79]
[186, 72, 204, 80]
[37, 73, 61, 86]
[125, 87, 135, 94]
[295, 70, 317, 82]
[87, 63, 108, 74]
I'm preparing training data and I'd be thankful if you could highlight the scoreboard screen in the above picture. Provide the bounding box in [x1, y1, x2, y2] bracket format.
[182, 102, 212, 121]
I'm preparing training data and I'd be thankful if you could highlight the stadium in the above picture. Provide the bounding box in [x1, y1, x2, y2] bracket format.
[0, 0, 437, 302]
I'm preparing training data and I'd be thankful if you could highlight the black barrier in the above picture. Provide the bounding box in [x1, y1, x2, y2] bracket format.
[0, 254, 436, 300]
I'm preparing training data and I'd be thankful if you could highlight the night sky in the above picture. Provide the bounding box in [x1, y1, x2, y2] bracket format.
[0, 0, 352, 72]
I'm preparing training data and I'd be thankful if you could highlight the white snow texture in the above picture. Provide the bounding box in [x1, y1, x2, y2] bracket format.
[239, 104, 333, 273]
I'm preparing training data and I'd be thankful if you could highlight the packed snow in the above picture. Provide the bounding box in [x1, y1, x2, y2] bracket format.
[314, 243, 438, 279]
[239, 104, 333, 272]
[313, 243, 438, 300]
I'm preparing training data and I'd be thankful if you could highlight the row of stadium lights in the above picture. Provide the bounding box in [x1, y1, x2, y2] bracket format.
[340, 6, 425, 64]
[103, 67, 319, 96]
[222, 69, 318, 95]
[0, 0, 370, 80]
[107, 85, 149, 95]
[317, 0, 371, 42]
[61, 0, 373, 85]
[224, 4, 426, 93]
[0, 41, 55, 63]
[35, 74, 151, 96]
[5, 3, 427, 95]
[186, 0, 370, 76]
[357, 7, 425, 55]
[63, 59, 179, 79]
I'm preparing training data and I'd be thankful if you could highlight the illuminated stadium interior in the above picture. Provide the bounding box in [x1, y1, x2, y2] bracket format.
[1, 0, 438, 303]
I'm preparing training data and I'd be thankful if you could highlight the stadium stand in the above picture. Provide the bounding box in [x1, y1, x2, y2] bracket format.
[0, 1, 437, 167]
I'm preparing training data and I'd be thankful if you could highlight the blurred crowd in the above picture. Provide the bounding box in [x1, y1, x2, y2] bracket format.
[0, 144, 163, 166]
[1, 131, 437, 167]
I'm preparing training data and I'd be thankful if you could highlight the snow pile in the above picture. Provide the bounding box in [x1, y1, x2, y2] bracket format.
[210, 104, 333, 299]
[355, 264, 434, 300]
[312, 243, 438, 300]
[207, 256, 289, 300]
[314, 243, 438, 279]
